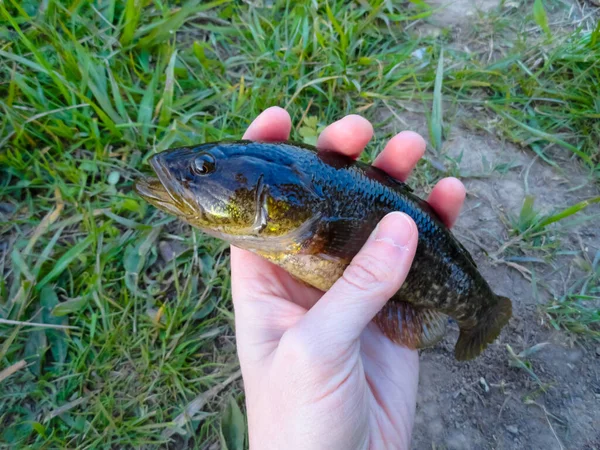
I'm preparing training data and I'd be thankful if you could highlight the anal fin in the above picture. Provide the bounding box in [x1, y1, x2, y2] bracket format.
[374, 301, 449, 349]
[454, 295, 512, 360]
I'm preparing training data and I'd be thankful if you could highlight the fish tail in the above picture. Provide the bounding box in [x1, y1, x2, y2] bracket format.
[454, 295, 512, 361]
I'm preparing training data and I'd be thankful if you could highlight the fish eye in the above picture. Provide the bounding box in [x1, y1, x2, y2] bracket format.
[192, 153, 216, 175]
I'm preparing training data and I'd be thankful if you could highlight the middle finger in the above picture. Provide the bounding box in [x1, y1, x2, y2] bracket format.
[372, 131, 426, 182]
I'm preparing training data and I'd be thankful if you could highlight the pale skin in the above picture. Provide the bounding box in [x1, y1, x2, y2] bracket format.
[231, 107, 466, 450]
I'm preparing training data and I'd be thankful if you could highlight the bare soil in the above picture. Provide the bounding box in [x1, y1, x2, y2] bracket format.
[424, 129, 598, 450]
[377, 12, 600, 447]
[377, 103, 600, 449]
[387, 3, 600, 447]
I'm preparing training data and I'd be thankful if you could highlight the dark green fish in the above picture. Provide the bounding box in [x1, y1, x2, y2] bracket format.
[135, 140, 512, 360]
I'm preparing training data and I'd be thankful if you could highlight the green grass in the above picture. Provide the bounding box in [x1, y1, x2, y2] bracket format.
[547, 249, 600, 338]
[498, 195, 600, 257]
[0, 0, 598, 447]
[485, 29, 600, 179]
[456, 11, 600, 181]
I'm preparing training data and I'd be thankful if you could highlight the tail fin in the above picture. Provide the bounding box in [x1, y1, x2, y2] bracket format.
[454, 296, 512, 361]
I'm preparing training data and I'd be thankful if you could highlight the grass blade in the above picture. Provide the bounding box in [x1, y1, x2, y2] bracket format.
[159, 50, 178, 128]
[137, 72, 157, 142]
[120, 0, 141, 46]
[36, 235, 94, 291]
[533, 0, 551, 38]
[137, 0, 230, 48]
[538, 196, 600, 229]
[325, 3, 348, 65]
[495, 109, 593, 166]
[431, 48, 444, 152]
[219, 395, 246, 450]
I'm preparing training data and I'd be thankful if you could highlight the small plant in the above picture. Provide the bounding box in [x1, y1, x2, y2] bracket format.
[506, 343, 552, 392]
[297, 115, 325, 146]
[509, 195, 600, 248]
[547, 251, 600, 339]
[219, 395, 246, 450]
[532, 0, 551, 39]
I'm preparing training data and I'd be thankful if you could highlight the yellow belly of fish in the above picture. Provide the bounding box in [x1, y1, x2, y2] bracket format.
[256, 251, 345, 291]
[254, 250, 448, 349]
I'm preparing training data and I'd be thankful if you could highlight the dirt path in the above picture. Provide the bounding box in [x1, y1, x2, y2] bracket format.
[418, 124, 598, 450]
[378, 104, 599, 449]
[383, 3, 600, 447]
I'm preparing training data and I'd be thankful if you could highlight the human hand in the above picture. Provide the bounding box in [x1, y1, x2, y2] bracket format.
[231, 107, 466, 450]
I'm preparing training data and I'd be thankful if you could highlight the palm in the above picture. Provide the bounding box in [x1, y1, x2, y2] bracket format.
[233, 247, 419, 446]
[361, 324, 420, 444]
[230, 248, 322, 362]
[231, 107, 465, 449]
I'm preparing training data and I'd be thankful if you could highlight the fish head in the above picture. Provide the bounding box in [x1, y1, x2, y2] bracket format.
[134, 141, 324, 246]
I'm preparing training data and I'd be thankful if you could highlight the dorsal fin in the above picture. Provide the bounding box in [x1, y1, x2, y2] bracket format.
[455, 237, 477, 268]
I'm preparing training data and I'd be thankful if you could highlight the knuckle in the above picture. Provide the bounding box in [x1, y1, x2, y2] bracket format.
[276, 330, 335, 386]
[342, 253, 393, 294]
[278, 329, 317, 364]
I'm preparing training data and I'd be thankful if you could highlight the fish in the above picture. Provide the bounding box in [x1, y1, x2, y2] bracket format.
[134, 140, 512, 360]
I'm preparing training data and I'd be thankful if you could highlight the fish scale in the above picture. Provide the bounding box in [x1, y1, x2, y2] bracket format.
[135, 140, 512, 360]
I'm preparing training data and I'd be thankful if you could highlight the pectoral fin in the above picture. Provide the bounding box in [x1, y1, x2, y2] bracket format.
[374, 302, 449, 349]
[313, 218, 374, 260]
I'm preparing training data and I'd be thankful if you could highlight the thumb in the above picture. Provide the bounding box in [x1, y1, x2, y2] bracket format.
[296, 211, 418, 347]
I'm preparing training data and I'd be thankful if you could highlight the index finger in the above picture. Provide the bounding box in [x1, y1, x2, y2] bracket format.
[242, 106, 292, 141]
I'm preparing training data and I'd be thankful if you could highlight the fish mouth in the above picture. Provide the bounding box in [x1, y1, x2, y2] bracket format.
[134, 176, 171, 203]
[134, 176, 185, 217]
[134, 156, 195, 216]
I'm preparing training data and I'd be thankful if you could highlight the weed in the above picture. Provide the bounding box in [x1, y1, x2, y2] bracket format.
[547, 250, 600, 338]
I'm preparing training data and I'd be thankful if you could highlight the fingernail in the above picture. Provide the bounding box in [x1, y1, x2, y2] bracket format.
[372, 212, 415, 248]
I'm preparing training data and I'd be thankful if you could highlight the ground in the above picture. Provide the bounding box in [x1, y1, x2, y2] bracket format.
[0, 0, 599, 449]
[393, 110, 600, 449]
[399, 2, 600, 448]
